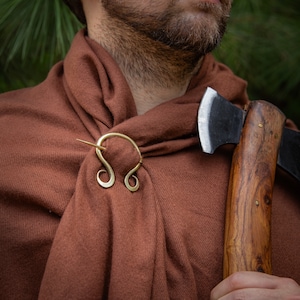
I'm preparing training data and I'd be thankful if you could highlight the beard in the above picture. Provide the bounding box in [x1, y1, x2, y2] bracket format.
[101, 0, 231, 56]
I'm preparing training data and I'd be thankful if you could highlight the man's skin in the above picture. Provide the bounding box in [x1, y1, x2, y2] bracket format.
[80, 0, 300, 298]
[82, 0, 230, 115]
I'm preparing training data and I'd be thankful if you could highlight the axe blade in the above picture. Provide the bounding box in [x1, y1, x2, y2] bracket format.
[198, 87, 300, 182]
[197, 87, 246, 154]
[278, 127, 300, 182]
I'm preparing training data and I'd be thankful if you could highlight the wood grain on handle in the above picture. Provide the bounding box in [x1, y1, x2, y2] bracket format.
[223, 100, 286, 278]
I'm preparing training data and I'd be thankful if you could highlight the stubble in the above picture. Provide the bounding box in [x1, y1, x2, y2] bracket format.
[95, 0, 231, 87]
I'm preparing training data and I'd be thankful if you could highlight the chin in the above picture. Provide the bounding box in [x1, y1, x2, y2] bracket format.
[157, 13, 226, 54]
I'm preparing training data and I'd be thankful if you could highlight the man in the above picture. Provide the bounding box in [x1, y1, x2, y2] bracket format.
[0, 0, 299, 299]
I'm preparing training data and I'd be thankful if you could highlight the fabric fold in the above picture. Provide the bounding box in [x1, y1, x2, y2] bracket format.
[1, 29, 299, 300]
[38, 30, 249, 299]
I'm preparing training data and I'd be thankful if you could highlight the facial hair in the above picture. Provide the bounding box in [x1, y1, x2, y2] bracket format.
[93, 0, 231, 90]
[101, 0, 231, 56]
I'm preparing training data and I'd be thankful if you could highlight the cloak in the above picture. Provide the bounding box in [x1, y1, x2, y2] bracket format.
[0, 30, 299, 299]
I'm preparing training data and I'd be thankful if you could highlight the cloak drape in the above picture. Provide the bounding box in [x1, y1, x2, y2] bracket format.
[0, 30, 299, 299]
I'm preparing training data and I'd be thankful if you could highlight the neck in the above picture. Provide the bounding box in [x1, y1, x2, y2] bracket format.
[87, 14, 203, 115]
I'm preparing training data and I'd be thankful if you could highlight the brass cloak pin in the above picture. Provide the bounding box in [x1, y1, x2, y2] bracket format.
[77, 133, 142, 192]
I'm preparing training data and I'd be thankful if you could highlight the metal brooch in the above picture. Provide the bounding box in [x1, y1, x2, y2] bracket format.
[77, 133, 143, 192]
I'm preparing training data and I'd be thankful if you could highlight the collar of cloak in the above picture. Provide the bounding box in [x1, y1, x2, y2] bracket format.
[62, 29, 249, 157]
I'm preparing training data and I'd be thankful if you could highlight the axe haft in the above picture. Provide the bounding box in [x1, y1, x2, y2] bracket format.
[223, 100, 286, 278]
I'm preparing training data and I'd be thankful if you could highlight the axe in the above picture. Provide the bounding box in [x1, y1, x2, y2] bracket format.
[197, 87, 300, 278]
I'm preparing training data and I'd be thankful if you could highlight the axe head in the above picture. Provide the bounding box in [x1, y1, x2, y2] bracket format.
[198, 87, 246, 154]
[198, 87, 300, 182]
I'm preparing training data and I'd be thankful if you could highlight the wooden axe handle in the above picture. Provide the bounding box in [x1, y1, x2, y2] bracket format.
[223, 100, 285, 278]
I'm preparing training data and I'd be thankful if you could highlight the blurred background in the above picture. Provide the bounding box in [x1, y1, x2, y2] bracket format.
[0, 0, 299, 126]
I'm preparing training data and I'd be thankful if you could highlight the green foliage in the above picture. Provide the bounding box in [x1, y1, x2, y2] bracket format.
[214, 0, 300, 126]
[0, 0, 299, 126]
[0, 0, 82, 91]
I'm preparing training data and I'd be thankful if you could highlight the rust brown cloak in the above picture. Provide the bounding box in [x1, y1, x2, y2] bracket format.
[0, 30, 299, 299]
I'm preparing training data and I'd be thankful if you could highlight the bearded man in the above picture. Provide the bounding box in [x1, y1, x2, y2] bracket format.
[0, 0, 299, 299]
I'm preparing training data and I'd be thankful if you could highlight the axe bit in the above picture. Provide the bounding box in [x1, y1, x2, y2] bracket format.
[198, 87, 300, 181]
[197, 87, 300, 278]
